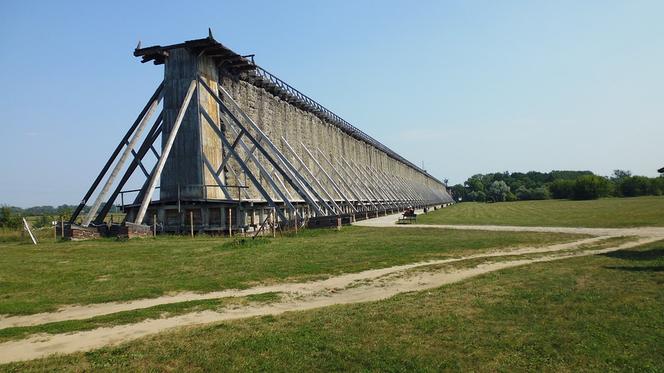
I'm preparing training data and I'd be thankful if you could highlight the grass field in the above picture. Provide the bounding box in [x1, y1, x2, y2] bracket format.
[4, 240, 662, 372]
[418, 196, 664, 227]
[0, 227, 582, 316]
[0, 292, 282, 344]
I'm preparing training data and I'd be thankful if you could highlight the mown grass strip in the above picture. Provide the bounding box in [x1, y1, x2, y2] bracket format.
[418, 196, 664, 227]
[0, 292, 281, 343]
[0, 226, 583, 316]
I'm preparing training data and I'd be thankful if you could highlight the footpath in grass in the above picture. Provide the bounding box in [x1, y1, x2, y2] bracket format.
[0, 292, 282, 344]
[418, 196, 664, 228]
[5, 240, 662, 372]
[0, 226, 582, 316]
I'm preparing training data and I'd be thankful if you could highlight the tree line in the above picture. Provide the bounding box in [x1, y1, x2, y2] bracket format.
[0, 204, 120, 229]
[449, 170, 664, 202]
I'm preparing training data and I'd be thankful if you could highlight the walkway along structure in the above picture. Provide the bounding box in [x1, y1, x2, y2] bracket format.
[68, 31, 453, 237]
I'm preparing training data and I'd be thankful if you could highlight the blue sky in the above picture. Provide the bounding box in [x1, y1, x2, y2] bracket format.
[1, 0, 662, 206]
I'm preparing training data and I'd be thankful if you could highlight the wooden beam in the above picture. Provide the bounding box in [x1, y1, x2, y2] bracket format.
[135, 79, 197, 225]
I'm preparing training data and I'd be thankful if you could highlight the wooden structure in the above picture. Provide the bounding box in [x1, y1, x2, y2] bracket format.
[68, 31, 453, 237]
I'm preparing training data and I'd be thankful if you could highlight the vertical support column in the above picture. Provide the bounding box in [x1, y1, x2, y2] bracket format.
[135, 80, 197, 224]
[160, 48, 222, 200]
[228, 207, 233, 237]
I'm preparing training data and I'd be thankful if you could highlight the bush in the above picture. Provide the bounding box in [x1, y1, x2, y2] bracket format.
[515, 186, 531, 200]
[468, 190, 486, 202]
[618, 176, 654, 197]
[530, 186, 550, 200]
[33, 215, 54, 229]
[573, 175, 610, 200]
[516, 186, 550, 200]
[549, 179, 575, 199]
[488, 181, 511, 202]
[0, 206, 21, 229]
[652, 177, 664, 195]
[506, 191, 518, 202]
[450, 184, 467, 202]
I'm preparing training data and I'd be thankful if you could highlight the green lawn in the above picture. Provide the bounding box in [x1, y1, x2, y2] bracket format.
[5, 240, 662, 372]
[0, 227, 581, 316]
[0, 292, 282, 344]
[419, 196, 664, 227]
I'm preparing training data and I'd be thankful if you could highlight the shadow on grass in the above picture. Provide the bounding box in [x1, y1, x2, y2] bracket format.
[601, 247, 664, 261]
[604, 265, 664, 273]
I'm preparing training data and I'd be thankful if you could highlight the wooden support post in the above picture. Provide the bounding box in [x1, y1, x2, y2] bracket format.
[190, 211, 194, 238]
[337, 217, 341, 231]
[271, 209, 276, 238]
[82, 94, 159, 227]
[135, 80, 196, 225]
[22, 218, 37, 245]
[294, 209, 298, 234]
[61, 218, 65, 240]
[53, 222, 57, 241]
[228, 208, 232, 238]
[153, 214, 157, 237]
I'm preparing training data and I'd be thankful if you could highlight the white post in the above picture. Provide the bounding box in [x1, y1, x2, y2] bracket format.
[190, 211, 194, 238]
[228, 208, 232, 238]
[22, 218, 38, 245]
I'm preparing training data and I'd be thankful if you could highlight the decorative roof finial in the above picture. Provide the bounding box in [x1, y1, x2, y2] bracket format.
[208, 28, 214, 40]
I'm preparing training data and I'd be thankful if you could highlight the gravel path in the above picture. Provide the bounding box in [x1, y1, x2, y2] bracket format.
[354, 209, 664, 238]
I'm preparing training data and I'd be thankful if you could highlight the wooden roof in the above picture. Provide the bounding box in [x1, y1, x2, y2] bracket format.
[133, 33, 256, 73]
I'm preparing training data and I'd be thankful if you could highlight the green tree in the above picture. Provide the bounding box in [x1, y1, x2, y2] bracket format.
[573, 175, 610, 200]
[450, 184, 467, 202]
[465, 175, 485, 194]
[611, 169, 632, 180]
[515, 185, 531, 200]
[468, 190, 486, 202]
[488, 181, 511, 202]
[549, 179, 575, 199]
[530, 186, 550, 200]
[618, 176, 652, 197]
[0, 206, 21, 229]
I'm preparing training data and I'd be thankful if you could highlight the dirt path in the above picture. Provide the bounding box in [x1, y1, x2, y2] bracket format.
[354, 210, 664, 238]
[0, 235, 658, 364]
[2, 213, 663, 365]
[0, 236, 605, 329]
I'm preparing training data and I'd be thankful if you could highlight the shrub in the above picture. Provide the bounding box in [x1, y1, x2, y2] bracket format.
[0, 206, 21, 229]
[651, 177, 664, 195]
[618, 176, 654, 197]
[515, 186, 531, 200]
[516, 186, 550, 200]
[450, 184, 467, 202]
[549, 179, 575, 199]
[529, 186, 550, 200]
[488, 181, 511, 202]
[468, 190, 486, 202]
[573, 175, 610, 200]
